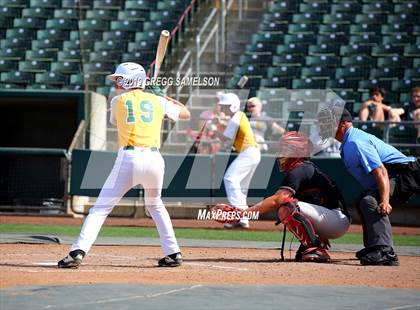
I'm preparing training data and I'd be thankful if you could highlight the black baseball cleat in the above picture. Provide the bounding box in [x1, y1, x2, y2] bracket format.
[58, 249, 85, 269]
[158, 252, 183, 267]
[360, 247, 399, 266]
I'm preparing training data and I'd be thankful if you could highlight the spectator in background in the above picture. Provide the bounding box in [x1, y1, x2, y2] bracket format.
[405, 86, 420, 143]
[246, 97, 285, 152]
[359, 87, 405, 124]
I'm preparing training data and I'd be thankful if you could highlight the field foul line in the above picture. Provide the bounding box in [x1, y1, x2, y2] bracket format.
[185, 262, 249, 271]
[43, 285, 204, 308]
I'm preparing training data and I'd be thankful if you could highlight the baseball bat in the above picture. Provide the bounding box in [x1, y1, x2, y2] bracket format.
[188, 76, 249, 154]
[153, 30, 170, 79]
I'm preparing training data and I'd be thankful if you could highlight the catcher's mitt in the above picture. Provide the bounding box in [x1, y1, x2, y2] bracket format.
[210, 204, 242, 224]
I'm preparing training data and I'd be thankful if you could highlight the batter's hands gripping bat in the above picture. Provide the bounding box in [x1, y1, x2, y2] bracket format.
[153, 30, 170, 79]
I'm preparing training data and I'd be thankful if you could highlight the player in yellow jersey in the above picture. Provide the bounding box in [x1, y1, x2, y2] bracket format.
[216, 93, 261, 228]
[58, 62, 190, 268]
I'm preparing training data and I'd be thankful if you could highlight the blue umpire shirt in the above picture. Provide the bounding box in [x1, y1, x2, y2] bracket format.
[340, 127, 415, 190]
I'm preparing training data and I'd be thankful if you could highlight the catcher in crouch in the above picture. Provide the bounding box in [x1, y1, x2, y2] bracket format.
[216, 131, 350, 262]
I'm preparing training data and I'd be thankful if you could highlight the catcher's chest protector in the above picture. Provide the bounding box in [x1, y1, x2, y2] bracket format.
[277, 200, 321, 248]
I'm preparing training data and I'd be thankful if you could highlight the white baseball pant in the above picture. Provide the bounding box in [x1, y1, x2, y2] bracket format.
[71, 147, 180, 256]
[298, 201, 350, 239]
[224, 146, 261, 222]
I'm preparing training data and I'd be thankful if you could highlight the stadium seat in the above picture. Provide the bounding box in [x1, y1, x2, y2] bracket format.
[54, 8, 80, 19]
[327, 79, 359, 90]
[370, 67, 404, 79]
[127, 40, 156, 52]
[358, 79, 392, 92]
[1, 71, 33, 84]
[93, 0, 122, 10]
[51, 61, 80, 74]
[251, 33, 283, 45]
[355, 13, 387, 24]
[362, 3, 393, 14]
[258, 22, 288, 33]
[262, 12, 292, 24]
[46, 18, 78, 30]
[103, 30, 133, 41]
[26, 49, 57, 61]
[292, 78, 326, 89]
[246, 42, 277, 54]
[35, 71, 67, 85]
[1, 38, 32, 50]
[267, 66, 300, 78]
[86, 9, 118, 21]
[118, 10, 149, 21]
[381, 24, 412, 35]
[0, 83, 26, 89]
[62, 0, 92, 9]
[288, 24, 318, 34]
[372, 45, 404, 56]
[342, 55, 375, 68]
[318, 24, 349, 35]
[336, 67, 368, 80]
[404, 68, 420, 80]
[150, 10, 178, 23]
[301, 66, 334, 79]
[382, 34, 415, 45]
[272, 54, 304, 66]
[308, 44, 339, 56]
[22, 7, 54, 19]
[70, 29, 103, 41]
[19, 60, 50, 73]
[0, 48, 25, 60]
[38, 29, 69, 41]
[0, 7, 20, 18]
[391, 79, 414, 93]
[339, 44, 371, 56]
[0, 59, 18, 72]
[394, 3, 419, 14]
[6, 28, 35, 40]
[356, 123, 384, 139]
[121, 51, 154, 64]
[79, 19, 109, 31]
[260, 77, 292, 88]
[143, 21, 173, 32]
[306, 55, 340, 67]
[234, 65, 267, 77]
[30, 0, 60, 9]
[350, 24, 381, 35]
[269, 1, 298, 13]
[240, 54, 272, 66]
[349, 34, 381, 45]
[323, 13, 354, 24]
[299, 3, 329, 14]
[32, 39, 63, 51]
[83, 62, 114, 74]
[386, 125, 417, 145]
[89, 50, 122, 63]
[14, 17, 46, 30]
[276, 44, 307, 55]
[94, 40, 123, 51]
[125, 0, 157, 10]
[331, 3, 362, 14]
[377, 56, 411, 68]
[388, 14, 417, 25]
[284, 34, 316, 45]
[404, 45, 420, 57]
[317, 34, 348, 45]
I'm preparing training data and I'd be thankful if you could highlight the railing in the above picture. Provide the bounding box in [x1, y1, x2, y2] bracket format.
[196, 7, 219, 89]
[176, 50, 193, 101]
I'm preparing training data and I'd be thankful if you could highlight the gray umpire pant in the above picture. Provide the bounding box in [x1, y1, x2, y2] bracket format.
[356, 179, 397, 249]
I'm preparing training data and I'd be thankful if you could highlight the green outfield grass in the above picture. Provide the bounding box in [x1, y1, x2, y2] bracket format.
[0, 224, 419, 246]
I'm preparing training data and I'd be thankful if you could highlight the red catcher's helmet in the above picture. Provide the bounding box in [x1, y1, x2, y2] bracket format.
[278, 131, 312, 172]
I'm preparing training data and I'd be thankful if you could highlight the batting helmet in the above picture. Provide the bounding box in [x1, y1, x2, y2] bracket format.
[107, 62, 146, 90]
[217, 93, 241, 113]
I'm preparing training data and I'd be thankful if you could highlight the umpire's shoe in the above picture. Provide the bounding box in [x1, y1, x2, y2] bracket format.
[360, 246, 399, 266]
[58, 249, 85, 269]
[158, 252, 182, 267]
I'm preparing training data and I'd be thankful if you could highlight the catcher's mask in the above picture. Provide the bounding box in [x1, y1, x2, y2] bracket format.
[277, 131, 311, 173]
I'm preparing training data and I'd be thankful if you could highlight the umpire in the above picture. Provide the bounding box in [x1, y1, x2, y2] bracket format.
[317, 107, 420, 266]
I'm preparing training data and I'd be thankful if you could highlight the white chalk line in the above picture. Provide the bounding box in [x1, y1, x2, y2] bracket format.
[387, 304, 420, 310]
[185, 262, 249, 271]
[43, 284, 204, 309]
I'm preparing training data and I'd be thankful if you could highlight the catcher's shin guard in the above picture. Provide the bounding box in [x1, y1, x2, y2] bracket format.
[277, 198, 330, 262]
[277, 198, 321, 249]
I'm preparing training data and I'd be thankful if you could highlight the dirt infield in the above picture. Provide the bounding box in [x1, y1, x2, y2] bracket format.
[1, 244, 419, 289]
